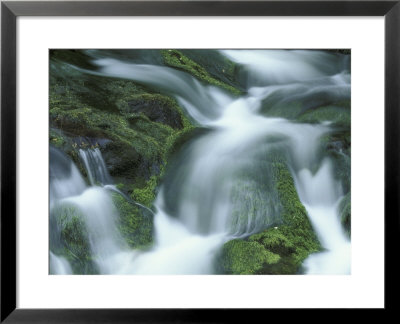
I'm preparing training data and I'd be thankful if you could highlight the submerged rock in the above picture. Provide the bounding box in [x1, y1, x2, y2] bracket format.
[112, 192, 154, 249]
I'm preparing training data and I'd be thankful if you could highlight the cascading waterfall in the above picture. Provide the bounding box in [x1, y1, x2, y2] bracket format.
[50, 49, 351, 274]
[79, 148, 112, 185]
[295, 159, 351, 274]
[50, 147, 136, 274]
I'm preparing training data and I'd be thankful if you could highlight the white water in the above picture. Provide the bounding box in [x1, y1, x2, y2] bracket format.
[79, 148, 112, 185]
[51, 50, 351, 274]
[50, 147, 139, 274]
[91, 58, 231, 124]
[295, 160, 351, 274]
[49, 147, 86, 208]
[50, 252, 72, 275]
[115, 201, 225, 274]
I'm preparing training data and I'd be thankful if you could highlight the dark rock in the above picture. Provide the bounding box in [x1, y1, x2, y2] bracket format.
[100, 141, 153, 185]
[127, 94, 183, 129]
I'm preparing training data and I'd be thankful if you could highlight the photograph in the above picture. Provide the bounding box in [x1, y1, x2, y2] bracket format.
[49, 48, 351, 275]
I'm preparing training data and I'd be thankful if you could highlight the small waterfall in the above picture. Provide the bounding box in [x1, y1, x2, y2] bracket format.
[50, 147, 87, 273]
[50, 147, 86, 207]
[295, 160, 351, 274]
[50, 146, 136, 274]
[62, 187, 128, 274]
[117, 199, 225, 274]
[79, 148, 112, 185]
[163, 100, 288, 237]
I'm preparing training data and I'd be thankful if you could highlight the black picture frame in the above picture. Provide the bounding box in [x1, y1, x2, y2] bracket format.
[1, 0, 399, 322]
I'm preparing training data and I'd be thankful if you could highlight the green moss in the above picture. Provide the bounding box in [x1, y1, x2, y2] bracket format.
[52, 204, 98, 274]
[297, 105, 350, 128]
[50, 51, 198, 193]
[50, 58, 147, 114]
[122, 93, 185, 129]
[260, 93, 351, 127]
[273, 162, 305, 225]
[269, 162, 321, 265]
[49, 129, 66, 148]
[164, 124, 196, 160]
[131, 176, 158, 207]
[112, 193, 153, 248]
[219, 239, 280, 275]
[50, 87, 188, 186]
[339, 192, 351, 238]
[179, 49, 244, 91]
[161, 49, 242, 95]
[219, 160, 321, 275]
[249, 229, 294, 253]
[50, 49, 97, 70]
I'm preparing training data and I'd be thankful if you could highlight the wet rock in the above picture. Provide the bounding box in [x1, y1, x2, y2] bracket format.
[127, 94, 183, 129]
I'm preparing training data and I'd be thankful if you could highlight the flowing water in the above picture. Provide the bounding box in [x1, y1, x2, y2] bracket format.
[79, 148, 112, 185]
[50, 50, 351, 274]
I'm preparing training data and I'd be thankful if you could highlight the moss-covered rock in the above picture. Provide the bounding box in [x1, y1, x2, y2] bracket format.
[219, 239, 280, 274]
[161, 49, 242, 95]
[125, 93, 184, 129]
[339, 192, 351, 238]
[179, 49, 245, 92]
[297, 105, 350, 128]
[50, 203, 98, 274]
[261, 95, 350, 127]
[100, 141, 155, 188]
[218, 160, 321, 275]
[50, 49, 98, 70]
[50, 50, 197, 200]
[112, 192, 154, 249]
[260, 96, 351, 197]
[228, 160, 283, 236]
[260, 95, 304, 120]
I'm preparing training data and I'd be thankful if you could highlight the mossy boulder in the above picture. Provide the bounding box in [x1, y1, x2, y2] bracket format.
[50, 50, 197, 199]
[125, 94, 184, 129]
[219, 239, 280, 274]
[161, 49, 242, 95]
[112, 192, 154, 249]
[50, 49, 98, 70]
[218, 160, 321, 274]
[50, 52, 147, 114]
[297, 104, 350, 128]
[179, 49, 245, 92]
[101, 141, 155, 188]
[50, 203, 98, 274]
